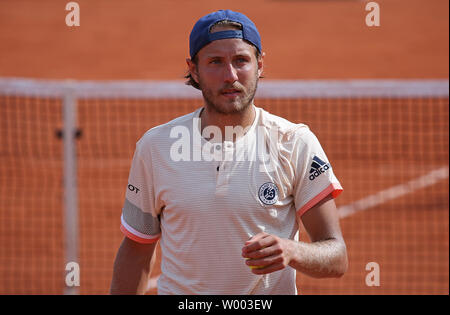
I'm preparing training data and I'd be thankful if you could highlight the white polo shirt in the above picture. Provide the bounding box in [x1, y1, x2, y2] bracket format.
[120, 106, 343, 295]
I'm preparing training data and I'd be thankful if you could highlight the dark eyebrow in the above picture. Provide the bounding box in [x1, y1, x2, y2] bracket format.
[235, 54, 251, 59]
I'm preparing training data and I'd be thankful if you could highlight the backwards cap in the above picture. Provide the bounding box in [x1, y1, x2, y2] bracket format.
[189, 10, 262, 59]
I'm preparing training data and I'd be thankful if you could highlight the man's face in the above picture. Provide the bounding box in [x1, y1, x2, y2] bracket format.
[188, 38, 263, 115]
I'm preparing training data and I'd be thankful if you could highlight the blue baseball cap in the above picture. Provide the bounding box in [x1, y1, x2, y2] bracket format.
[189, 10, 262, 59]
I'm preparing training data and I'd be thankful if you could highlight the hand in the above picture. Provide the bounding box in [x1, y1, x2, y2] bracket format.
[241, 232, 292, 275]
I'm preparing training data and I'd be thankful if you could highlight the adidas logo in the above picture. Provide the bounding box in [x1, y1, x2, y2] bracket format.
[309, 156, 330, 181]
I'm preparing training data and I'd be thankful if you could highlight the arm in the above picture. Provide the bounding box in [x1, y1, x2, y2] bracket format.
[110, 237, 158, 294]
[241, 194, 348, 278]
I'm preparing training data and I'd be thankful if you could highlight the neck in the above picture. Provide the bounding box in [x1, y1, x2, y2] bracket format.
[200, 104, 256, 142]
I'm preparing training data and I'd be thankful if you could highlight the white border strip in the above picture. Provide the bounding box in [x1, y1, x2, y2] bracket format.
[338, 166, 449, 218]
[0, 78, 448, 99]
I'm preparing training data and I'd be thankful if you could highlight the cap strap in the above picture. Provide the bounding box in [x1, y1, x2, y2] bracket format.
[208, 30, 243, 42]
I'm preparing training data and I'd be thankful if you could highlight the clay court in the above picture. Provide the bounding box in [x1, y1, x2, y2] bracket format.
[0, 0, 448, 295]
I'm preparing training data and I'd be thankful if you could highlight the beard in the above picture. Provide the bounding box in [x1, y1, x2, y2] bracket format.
[198, 72, 259, 115]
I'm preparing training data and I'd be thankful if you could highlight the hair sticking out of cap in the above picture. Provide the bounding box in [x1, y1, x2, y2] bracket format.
[209, 20, 243, 33]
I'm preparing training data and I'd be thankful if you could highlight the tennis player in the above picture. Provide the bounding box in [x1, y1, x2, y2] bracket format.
[110, 9, 348, 295]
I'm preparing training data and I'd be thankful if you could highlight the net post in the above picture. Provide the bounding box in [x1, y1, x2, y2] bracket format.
[63, 88, 80, 295]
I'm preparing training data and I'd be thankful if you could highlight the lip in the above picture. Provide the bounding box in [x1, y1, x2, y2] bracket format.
[221, 89, 242, 97]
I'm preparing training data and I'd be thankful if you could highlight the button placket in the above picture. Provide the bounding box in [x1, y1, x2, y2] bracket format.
[216, 141, 233, 187]
[223, 141, 235, 173]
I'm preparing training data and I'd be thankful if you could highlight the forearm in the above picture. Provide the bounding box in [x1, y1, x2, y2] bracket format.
[110, 238, 156, 294]
[243, 197, 348, 278]
[286, 238, 348, 278]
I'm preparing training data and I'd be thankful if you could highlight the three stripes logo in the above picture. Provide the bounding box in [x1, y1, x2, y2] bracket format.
[309, 156, 331, 181]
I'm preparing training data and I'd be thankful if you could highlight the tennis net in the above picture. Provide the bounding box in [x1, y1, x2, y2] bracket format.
[0, 78, 448, 294]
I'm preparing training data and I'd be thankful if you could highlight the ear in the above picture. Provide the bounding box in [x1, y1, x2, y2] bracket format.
[257, 52, 265, 78]
[186, 58, 199, 84]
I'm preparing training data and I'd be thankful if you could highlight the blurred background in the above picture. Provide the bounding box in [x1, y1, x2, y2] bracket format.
[0, 0, 448, 294]
[1, 0, 448, 80]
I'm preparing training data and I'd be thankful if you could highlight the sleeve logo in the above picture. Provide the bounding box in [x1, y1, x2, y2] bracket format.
[128, 183, 140, 194]
[308, 156, 331, 181]
[258, 182, 279, 205]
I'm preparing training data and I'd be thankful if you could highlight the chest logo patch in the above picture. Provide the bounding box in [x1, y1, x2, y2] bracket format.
[258, 182, 279, 205]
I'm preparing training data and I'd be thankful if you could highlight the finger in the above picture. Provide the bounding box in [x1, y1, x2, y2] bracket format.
[243, 245, 273, 259]
[243, 233, 272, 250]
[242, 236, 265, 255]
[245, 252, 282, 267]
[244, 232, 267, 245]
[242, 235, 274, 256]
[250, 262, 285, 275]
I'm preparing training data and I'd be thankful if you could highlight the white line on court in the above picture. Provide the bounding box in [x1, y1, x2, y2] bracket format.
[338, 166, 449, 218]
[146, 165, 449, 291]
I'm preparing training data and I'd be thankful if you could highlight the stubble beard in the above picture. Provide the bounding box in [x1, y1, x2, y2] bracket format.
[198, 73, 259, 115]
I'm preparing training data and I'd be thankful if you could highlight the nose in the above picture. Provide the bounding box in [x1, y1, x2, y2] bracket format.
[222, 62, 239, 84]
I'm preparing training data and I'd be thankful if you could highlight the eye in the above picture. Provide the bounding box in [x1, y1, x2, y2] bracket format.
[209, 59, 221, 64]
[236, 57, 250, 64]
